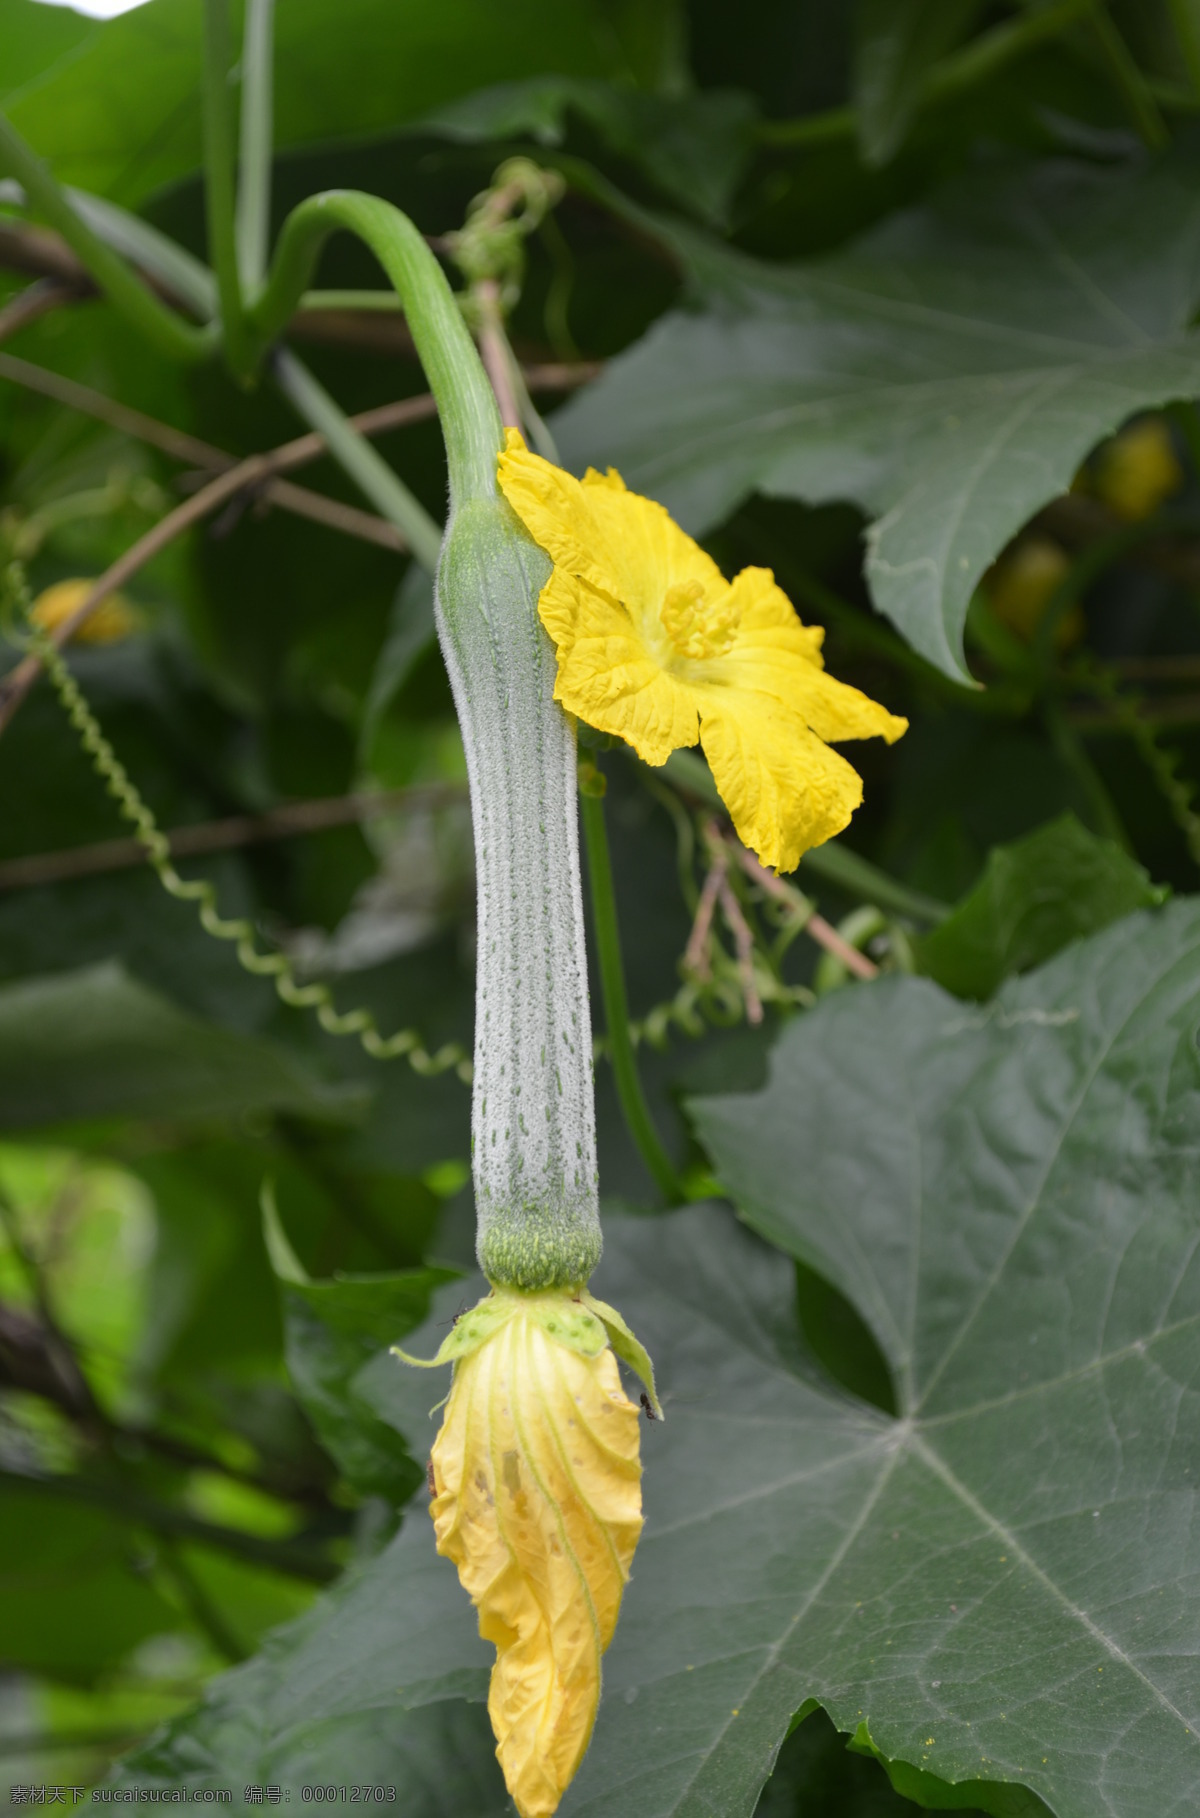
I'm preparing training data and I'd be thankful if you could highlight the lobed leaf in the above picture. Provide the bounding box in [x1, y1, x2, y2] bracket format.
[554, 147, 1200, 678]
[115, 899, 1200, 1816]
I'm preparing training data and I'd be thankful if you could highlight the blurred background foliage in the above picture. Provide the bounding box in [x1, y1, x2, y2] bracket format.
[3, 0, 1200, 1808]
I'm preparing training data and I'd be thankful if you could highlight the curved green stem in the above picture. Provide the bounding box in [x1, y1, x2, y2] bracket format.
[249, 190, 500, 506]
[63, 187, 216, 316]
[579, 778, 685, 1206]
[202, 0, 253, 380]
[296, 288, 404, 311]
[0, 113, 214, 364]
[236, 0, 275, 293]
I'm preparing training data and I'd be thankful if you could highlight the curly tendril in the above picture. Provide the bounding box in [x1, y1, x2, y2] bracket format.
[6, 570, 470, 1082]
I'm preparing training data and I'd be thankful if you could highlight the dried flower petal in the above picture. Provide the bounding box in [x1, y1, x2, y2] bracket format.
[428, 1291, 644, 1818]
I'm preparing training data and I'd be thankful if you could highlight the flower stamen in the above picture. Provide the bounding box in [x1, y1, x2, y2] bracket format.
[660, 578, 738, 661]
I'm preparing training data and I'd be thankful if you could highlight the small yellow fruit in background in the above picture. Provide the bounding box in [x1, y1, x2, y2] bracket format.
[984, 536, 1084, 650]
[1090, 416, 1183, 521]
[29, 578, 137, 645]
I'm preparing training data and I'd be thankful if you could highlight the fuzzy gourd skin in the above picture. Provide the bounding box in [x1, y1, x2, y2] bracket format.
[435, 496, 602, 1290]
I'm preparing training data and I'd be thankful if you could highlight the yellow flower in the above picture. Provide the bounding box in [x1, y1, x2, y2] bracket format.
[397, 1287, 654, 1818]
[497, 429, 907, 873]
[30, 578, 137, 645]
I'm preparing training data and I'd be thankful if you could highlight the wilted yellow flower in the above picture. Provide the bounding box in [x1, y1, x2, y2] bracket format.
[30, 578, 137, 645]
[497, 429, 906, 873]
[397, 1286, 655, 1818]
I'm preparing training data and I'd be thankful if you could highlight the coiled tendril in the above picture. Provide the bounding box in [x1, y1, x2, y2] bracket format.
[5, 566, 470, 1082]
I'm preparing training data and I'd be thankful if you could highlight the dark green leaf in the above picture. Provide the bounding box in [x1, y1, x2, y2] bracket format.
[554, 148, 1200, 676]
[108, 888, 1200, 1818]
[0, 962, 364, 1132]
[684, 900, 1200, 1818]
[917, 812, 1165, 998]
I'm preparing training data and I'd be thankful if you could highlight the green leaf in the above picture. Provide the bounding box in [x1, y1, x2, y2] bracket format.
[852, 0, 985, 166]
[109, 900, 1200, 1813]
[683, 901, 1200, 1818]
[917, 812, 1165, 999]
[421, 77, 758, 226]
[553, 148, 1200, 677]
[0, 962, 364, 1133]
[7, 0, 629, 208]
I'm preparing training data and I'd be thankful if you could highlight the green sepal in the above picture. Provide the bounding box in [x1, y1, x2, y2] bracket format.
[391, 1285, 608, 1372]
[582, 1290, 663, 1419]
[390, 1293, 510, 1370]
[526, 1292, 608, 1357]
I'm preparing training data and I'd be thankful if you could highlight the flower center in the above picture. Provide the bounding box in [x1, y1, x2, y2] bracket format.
[659, 579, 738, 661]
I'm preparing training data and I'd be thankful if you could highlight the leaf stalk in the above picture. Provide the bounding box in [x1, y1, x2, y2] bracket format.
[202, 0, 254, 380]
[236, 0, 276, 294]
[579, 777, 685, 1205]
[0, 113, 214, 363]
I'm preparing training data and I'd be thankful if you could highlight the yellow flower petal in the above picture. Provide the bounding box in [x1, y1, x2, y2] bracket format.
[699, 694, 865, 874]
[499, 431, 907, 871]
[430, 1291, 643, 1818]
[542, 569, 699, 765]
[30, 578, 137, 645]
[500, 428, 722, 644]
[717, 568, 907, 745]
